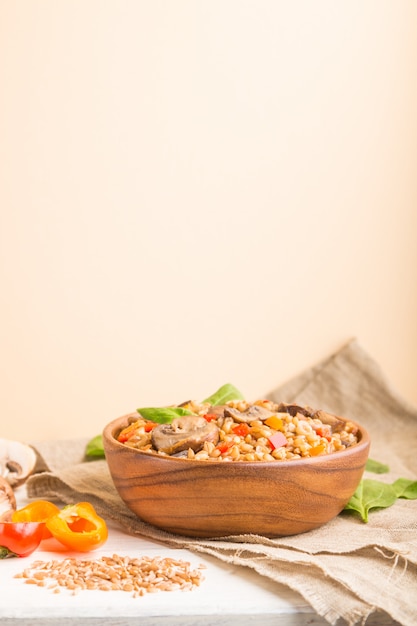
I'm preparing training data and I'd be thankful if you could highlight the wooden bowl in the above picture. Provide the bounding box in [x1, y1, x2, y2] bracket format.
[103, 414, 370, 538]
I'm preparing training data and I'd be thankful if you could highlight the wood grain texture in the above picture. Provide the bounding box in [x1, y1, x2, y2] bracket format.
[103, 415, 370, 538]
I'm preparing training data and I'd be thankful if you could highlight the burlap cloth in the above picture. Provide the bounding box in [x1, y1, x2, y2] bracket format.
[27, 339, 417, 626]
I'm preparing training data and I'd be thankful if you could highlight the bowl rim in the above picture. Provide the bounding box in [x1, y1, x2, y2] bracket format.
[103, 413, 371, 469]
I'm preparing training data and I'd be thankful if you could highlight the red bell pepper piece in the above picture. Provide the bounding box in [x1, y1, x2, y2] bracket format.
[232, 423, 250, 437]
[0, 522, 45, 558]
[215, 440, 234, 454]
[203, 413, 218, 422]
[315, 426, 332, 441]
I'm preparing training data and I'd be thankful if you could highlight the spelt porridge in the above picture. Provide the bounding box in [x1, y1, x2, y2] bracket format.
[116, 400, 359, 463]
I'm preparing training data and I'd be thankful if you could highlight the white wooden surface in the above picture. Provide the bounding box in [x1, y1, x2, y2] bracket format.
[0, 488, 396, 626]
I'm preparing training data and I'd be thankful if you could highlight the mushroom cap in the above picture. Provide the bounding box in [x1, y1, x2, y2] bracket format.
[151, 415, 219, 455]
[0, 438, 37, 488]
[223, 404, 277, 423]
[0, 475, 16, 521]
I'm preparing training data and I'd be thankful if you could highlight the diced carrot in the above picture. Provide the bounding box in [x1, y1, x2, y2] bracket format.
[264, 415, 284, 431]
[310, 443, 327, 456]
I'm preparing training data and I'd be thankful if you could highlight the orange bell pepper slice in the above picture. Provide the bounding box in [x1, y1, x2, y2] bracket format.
[12, 500, 61, 539]
[45, 502, 108, 552]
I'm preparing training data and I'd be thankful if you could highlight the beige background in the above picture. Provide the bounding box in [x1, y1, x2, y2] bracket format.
[1, 1, 416, 442]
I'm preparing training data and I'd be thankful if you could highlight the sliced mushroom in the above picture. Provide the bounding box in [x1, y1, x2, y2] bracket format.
[0, 475, 16, 522]
[223, 405, 277, 423]
[276, 403, 314, 418]
[204, 405, 228, 419]
[151, 416, 219, 455]
[312, 410, 346, 433]
[0, 439, 37, 488]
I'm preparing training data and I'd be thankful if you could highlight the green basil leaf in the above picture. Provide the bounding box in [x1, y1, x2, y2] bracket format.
[137, 406, 194, 423]
[365, 458, 390, 474]
[344, 481, 366, 520]
[361, 480, 398, 520]
[203, 383, 245, 406]
[344, 479, 400, 522]
[392, 478, 417, 499]
[85, 434, 105, 459]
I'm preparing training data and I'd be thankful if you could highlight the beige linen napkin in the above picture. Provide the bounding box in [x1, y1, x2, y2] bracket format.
[27, 339, 417, 626]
